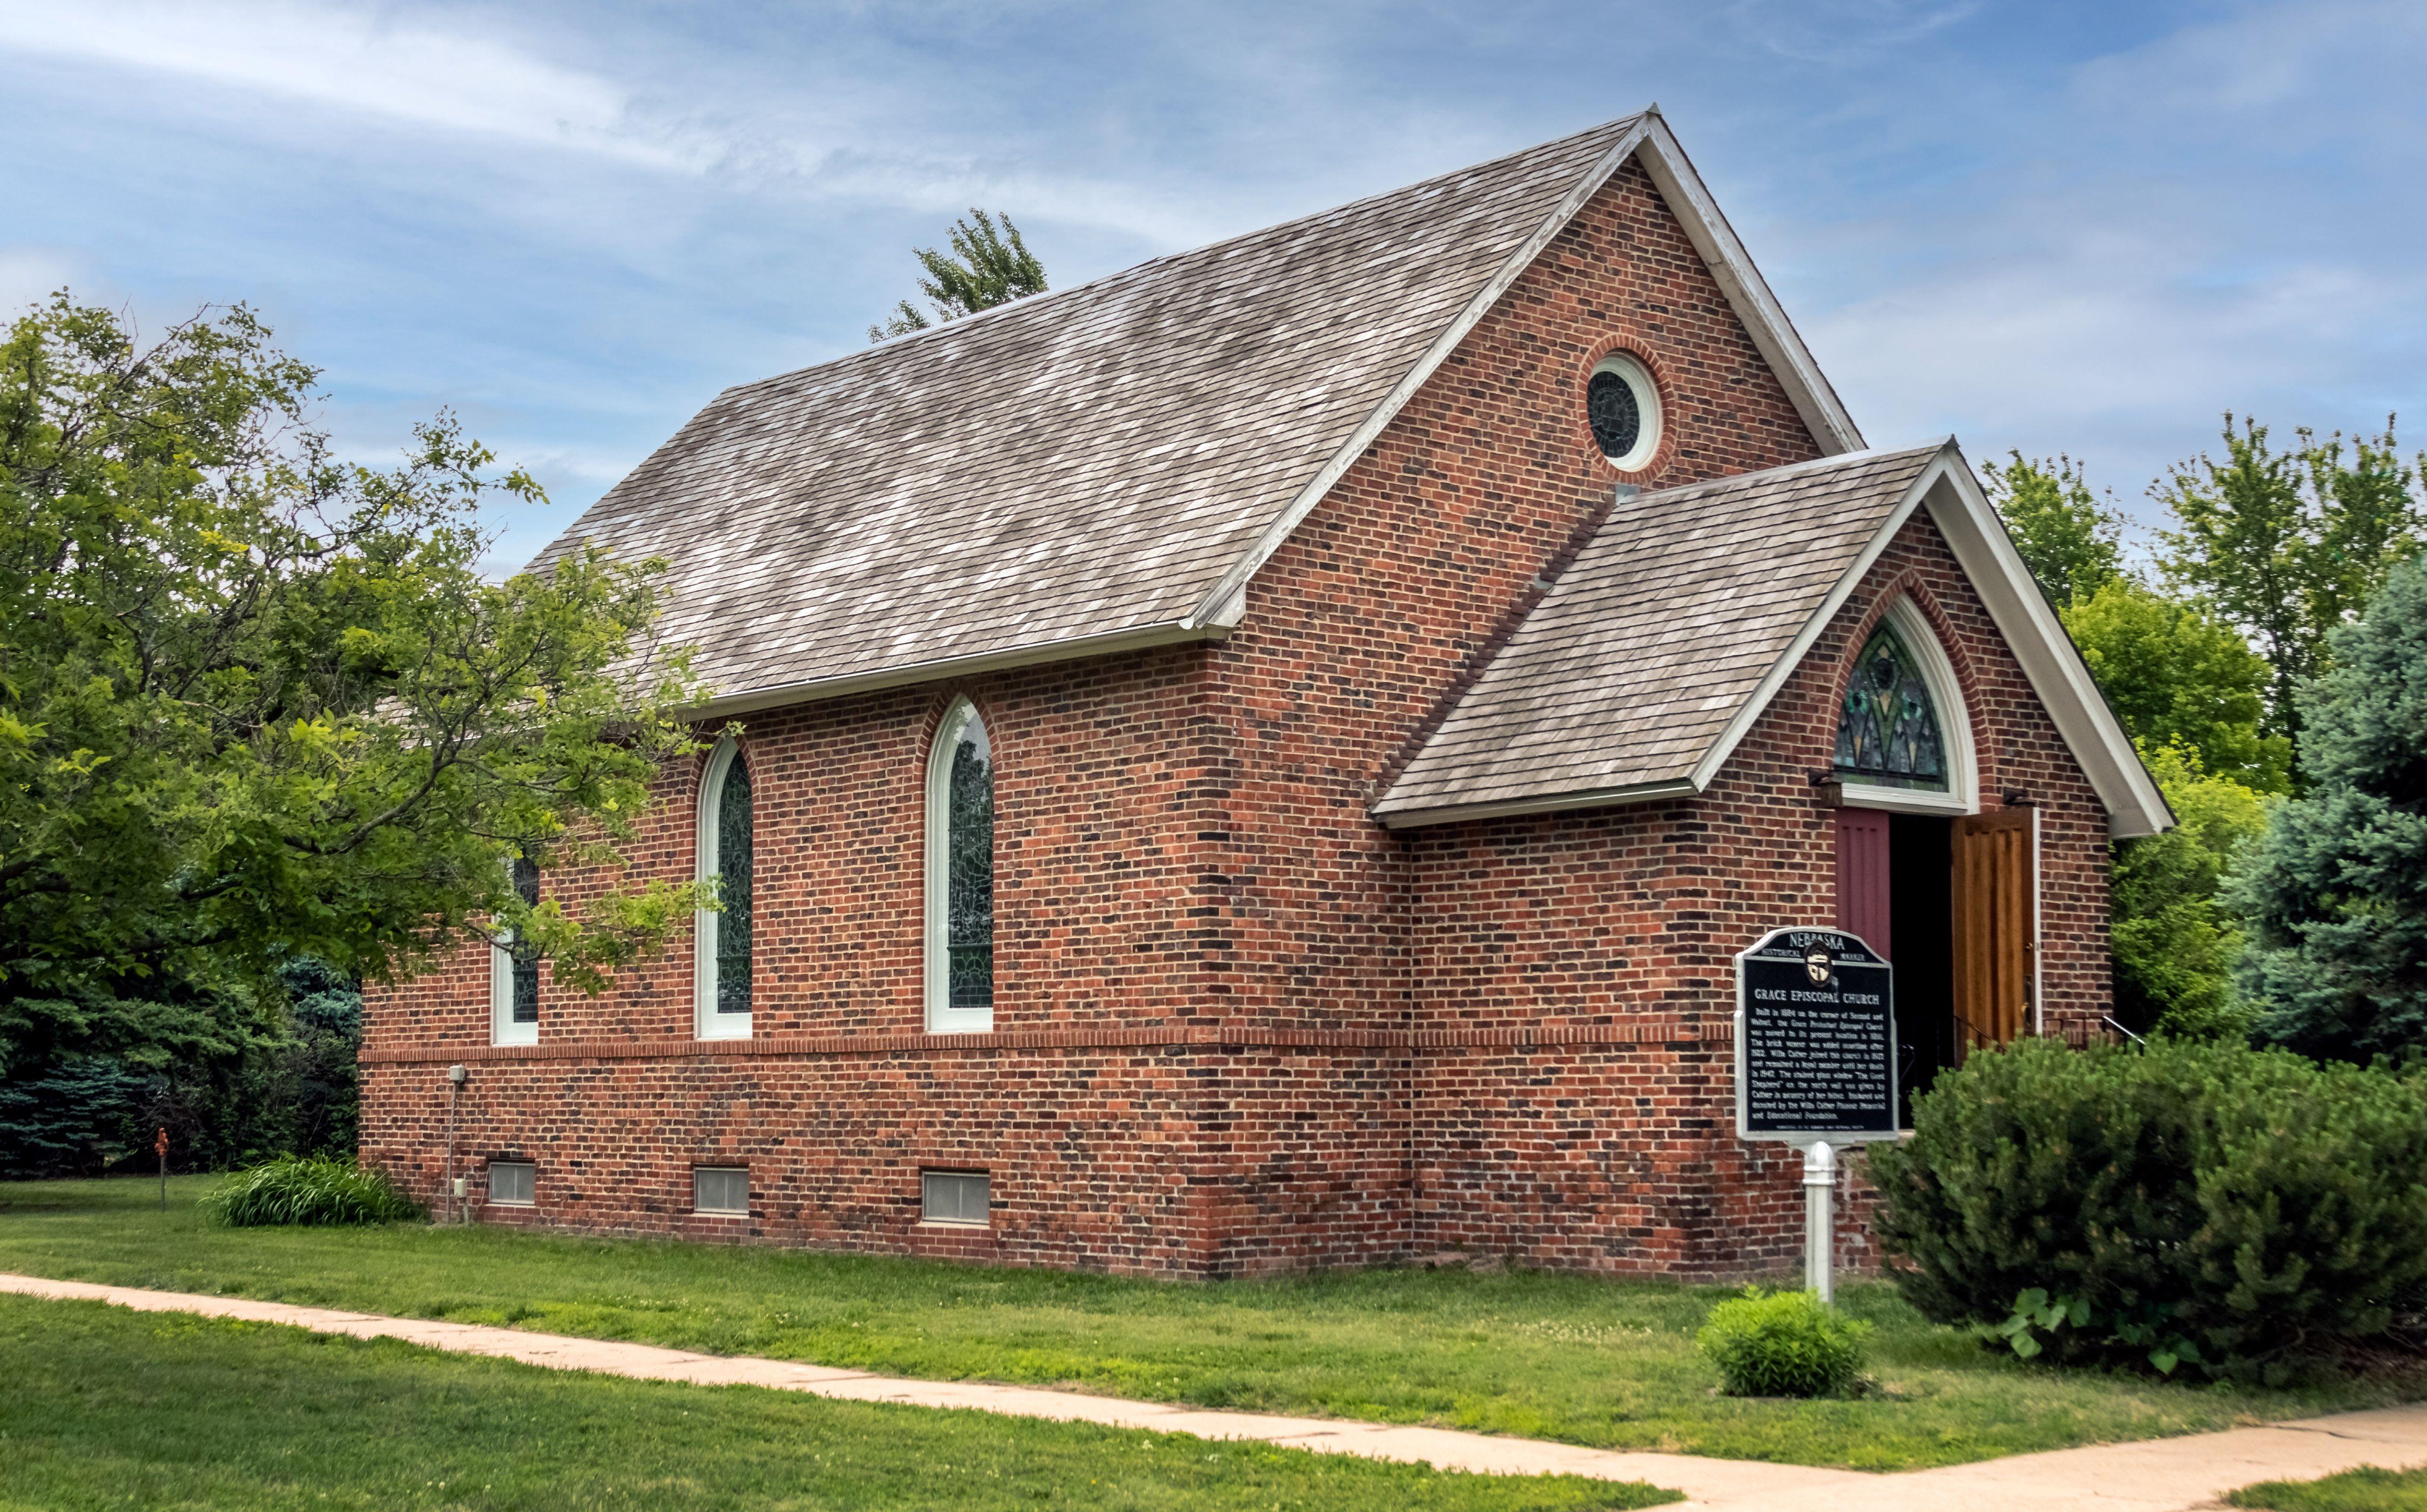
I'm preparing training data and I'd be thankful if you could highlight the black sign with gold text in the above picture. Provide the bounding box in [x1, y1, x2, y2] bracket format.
[1734, 927, 1899, 1141]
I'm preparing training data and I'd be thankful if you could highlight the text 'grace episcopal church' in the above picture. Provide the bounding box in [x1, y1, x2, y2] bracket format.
[363, 110, 2171, 1277]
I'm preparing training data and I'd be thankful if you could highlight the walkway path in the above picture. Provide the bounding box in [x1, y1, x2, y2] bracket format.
[6, 1271, 2423, 1510]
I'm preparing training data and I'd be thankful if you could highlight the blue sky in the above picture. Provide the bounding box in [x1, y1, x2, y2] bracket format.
[4, 1, 2421, 570]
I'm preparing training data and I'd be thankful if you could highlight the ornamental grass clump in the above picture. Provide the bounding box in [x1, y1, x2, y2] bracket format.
[1696, 1287, 1870, 1398]
[201, 1155, 424, 1227]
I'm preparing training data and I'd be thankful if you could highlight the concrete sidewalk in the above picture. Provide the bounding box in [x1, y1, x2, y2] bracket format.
[5, 1271, 2422, 1510]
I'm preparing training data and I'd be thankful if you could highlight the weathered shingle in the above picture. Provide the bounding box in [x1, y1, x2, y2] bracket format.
[537, 117, 1645, 701]
[1373, 443, 1946, 822]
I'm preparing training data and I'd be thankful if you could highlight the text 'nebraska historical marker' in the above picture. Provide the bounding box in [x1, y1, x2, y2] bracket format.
[1735, 927, 1899, 1141]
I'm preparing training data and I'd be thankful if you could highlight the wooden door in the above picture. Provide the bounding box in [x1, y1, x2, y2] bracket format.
[1835, 808, 1893, 959]
[1953, 808, 2035, 1050]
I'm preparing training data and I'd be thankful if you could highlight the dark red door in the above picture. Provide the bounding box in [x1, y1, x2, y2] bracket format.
[1835, 807, 1892, 959]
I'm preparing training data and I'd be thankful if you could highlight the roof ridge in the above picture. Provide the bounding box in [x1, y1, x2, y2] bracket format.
[1631, 438, 1950, 502]
[713, 113, 1648, 401]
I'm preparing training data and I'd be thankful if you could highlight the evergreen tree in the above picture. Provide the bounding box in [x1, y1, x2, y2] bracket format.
[1981, 452, 2126, 606]
[2156, 417, 2423, 772]
[2234, 551, 2427, 1063]
[868, 209, 1047, 342]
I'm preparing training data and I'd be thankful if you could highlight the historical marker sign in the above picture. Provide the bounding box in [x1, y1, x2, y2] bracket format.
[1735, 927, 1899, 1142]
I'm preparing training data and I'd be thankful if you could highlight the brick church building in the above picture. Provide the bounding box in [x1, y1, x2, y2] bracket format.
[362, 110, 2168, 1278]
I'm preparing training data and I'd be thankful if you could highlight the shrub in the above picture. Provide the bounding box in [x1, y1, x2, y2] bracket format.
[1870, 1036, 2427, 1382]
[1696, 1287, 1870, 1398]
[200, 1155, 424, 1227]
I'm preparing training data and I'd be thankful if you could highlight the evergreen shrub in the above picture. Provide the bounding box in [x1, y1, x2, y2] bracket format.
[1695, 1287, 1870, 1397]
[200, 1155, 423, 1227]
[1870, 1037, 2427, 1382]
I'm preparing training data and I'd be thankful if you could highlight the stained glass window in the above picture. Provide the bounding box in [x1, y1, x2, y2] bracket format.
[1835, 623, 1948, 791]
[946, 719, 993, 1011]
[509, 855, 540, 1024]
[713, 754, 753, 1015]
[1587, 368, 1642, 459]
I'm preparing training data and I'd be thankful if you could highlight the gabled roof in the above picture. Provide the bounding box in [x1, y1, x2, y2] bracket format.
[1373, 442, 2174, 839]
[537, 110, 1863, 713]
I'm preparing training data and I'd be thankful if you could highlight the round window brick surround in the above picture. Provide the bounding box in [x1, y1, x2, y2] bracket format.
[1587, 353, 1662, 471]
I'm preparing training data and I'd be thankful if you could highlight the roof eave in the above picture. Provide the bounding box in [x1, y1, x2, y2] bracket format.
[1682, 442, 2170, 838]
[682, 615, 1235, 721]
[1372, 777, 1702, 830]
[1630, 111, 1865, 455]
[1369, 441, 2175, 839]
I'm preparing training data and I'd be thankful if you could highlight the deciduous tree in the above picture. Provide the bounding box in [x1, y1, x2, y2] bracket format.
[868, 209, 1048, 342]
[1981, 452, 2126, 607]
[0, 295, 704, 1086]
[2156, 417, 2423, 773]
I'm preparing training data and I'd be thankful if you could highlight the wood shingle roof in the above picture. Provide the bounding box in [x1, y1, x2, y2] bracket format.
[1373, 444, 1947, 825]
[540, 117, 1656, 706]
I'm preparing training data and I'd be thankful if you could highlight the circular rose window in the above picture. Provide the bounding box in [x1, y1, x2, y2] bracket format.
[1587, 353, 1661, 471]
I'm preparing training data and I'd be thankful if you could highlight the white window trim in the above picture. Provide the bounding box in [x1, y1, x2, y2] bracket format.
[490, 858, 538, 1048]
[1590, 352, 1663, 472]
[1835, 597, 1979, 819]
[694, 735, 751, 1041]
[925, 699, 993, 1034]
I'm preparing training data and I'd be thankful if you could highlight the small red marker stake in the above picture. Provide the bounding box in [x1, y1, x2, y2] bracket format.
[155, 1126, 169, 1210]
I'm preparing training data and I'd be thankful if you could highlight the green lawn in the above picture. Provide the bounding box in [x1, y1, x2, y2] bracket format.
[0, 1293, 1664, 1511]
[1, 1176, 2414, 1473]
[2229, 1467, 2427, 1510]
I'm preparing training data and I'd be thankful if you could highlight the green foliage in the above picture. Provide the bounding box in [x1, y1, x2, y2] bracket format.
[0, 958, 361, 1177]
[2156, 416, 2425, 773]
[1870, 1036, 2427, 1382]
[1982, 452, 2127, 606]
[868, 208, 1048, 341]
[2061, 579, 2290, 792]
[1992, 1286, 2203, 1377]
[0, 1055, 150, 1177]
[0, 294, 708, 1086]
[1695, 1287, 1869, 1398]
[2111, 746, 2271, 1037]
[199, 1153, 423, 1226]
[2235, 551, 2427, 1063]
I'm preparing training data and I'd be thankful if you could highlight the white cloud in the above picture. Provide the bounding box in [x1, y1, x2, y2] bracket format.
[0, 0, 723, 171]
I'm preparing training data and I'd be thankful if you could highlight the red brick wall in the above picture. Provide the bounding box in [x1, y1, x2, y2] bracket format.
[361, 158, 2114, 1279]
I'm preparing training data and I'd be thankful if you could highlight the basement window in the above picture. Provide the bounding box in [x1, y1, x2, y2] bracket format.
[921, 1170, 990, 1227]
[693, 1166, 749, 1216]
[487, 1161, 535, 1207]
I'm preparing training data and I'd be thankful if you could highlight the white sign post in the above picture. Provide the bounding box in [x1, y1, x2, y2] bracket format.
[1735, 927, 1899, 1303]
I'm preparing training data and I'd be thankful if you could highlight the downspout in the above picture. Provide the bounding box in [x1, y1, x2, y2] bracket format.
[445, 1064, 466, 1223]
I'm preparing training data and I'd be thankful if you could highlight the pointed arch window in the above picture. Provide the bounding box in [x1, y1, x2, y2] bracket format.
[490, 854, 541, 1046]
[1836, 621, 1948, 791]
[925, 700, 994, 1033]
[695, 736, 753, 1038]
[1828, 599, 1976, 819]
